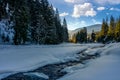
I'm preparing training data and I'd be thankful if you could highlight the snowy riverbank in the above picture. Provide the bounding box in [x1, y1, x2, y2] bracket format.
[0, 43, 120, 80]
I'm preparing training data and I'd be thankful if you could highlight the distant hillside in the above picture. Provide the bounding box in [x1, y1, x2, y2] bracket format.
[69, 24, 102, 39]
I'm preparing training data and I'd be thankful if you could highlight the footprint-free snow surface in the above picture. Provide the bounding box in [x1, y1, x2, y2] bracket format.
[0, 43, 120, 80]
[58, 43, 120, 80]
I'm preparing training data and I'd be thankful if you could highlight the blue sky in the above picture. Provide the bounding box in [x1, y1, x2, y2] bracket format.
[49, 0, 120, 30]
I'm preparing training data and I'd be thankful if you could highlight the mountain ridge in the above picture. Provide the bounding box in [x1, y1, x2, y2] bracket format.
[69, 24, 102, 39]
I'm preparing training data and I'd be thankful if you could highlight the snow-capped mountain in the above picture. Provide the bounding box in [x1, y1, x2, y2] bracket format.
[69, 24, 101, 39]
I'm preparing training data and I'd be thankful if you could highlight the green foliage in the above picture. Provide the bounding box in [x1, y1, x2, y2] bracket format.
[96, 18, 109, 43]
[101, 18, 108, 36]
[2, 0, 69, 45]
[54, 9, 63, 43]
[62, 18, 69, 42]
[96, 16, 120, 43]
[115, 17, 120, 41]
[108, 16, 115, 40]
[75, 27, 87, 43]
[0, 0, 7, 19]
[12, 0, 29, 45]
[91, 30, 96, 42]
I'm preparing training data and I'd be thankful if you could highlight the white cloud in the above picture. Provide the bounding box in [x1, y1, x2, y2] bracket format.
[94, 0, 120, 5]
[92, 19, 101, 24]
[60, 12, 69, 17]
[64, 0, 75, 3]
[110, 8, 120, 11]
[65, 0, 120, 5]
[97, 7, 105, 11]
[64, 0, 86, 4]
[72, 3, 96, 18]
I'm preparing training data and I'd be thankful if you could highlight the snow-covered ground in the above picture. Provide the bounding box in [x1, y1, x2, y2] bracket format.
[58, 43, 120, 80]
[0, 43, 103, 79]
[0, 43, 120, 80]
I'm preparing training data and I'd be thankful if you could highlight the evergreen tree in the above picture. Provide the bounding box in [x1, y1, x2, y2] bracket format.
[76, 31, 81, 43]
[83, 27, 87, 42]
[28, 0, 38, 43]
[54, 8, 63, 43]
[62, 18, 69, 42]
[41, 0, 57, 44]
[115, 17, 120, 42]
[108, 16, 115, 40]
[91, 30, 96, 42]
[1, 33, 5, 42]
[100, 18, 109, 43]
[101, 18, 108, 36]
[6, 35, 10, 42]
[0, 0, 69, 45]
[28, 0, 46, 44]
[0, 0, 7, 19]
[13, 0, 29, 45]
[76, 27, 87, 43]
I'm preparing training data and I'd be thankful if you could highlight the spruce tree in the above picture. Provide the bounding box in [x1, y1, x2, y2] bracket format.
[1, 0, 69, 45]
[76, 27, 87, 43]
[28, 0, 46, 44]
[91, 30, 96, 42]
[115, 17, 120, 41]
[54, 9, 63, 43]
[6, 35, 10, 42]
[1, 33, 5, 42]
[83, 27, 87, 42]
[0, 0, 7, 19]
[28, 0, 37, 43]
[41, 0, 57, 44]
[62, 18, 69, 42]
[108, 16, 115, 40]
[13, 0, 29, 45]
[101, 18, 108, 36]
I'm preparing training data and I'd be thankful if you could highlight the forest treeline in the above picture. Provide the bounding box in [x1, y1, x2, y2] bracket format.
[71, 16, 120, 44]
[97, 16, 120, 43]
[0, 0, 68, 45]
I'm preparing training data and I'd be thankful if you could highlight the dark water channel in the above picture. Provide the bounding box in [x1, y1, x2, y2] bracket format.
[2, 47, 102, 80]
